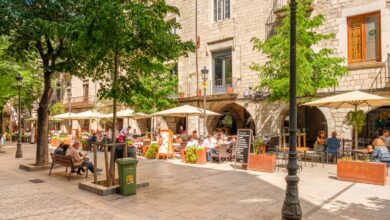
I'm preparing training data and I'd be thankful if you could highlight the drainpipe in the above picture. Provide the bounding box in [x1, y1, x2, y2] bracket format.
[195, 0, 201, 135]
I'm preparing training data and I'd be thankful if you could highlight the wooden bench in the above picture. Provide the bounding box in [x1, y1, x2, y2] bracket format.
[49, 153, 88, 181]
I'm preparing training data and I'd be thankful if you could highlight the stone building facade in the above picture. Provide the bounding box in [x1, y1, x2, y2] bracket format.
[164, 0, 390, 144]
[64, 0, 390, 145]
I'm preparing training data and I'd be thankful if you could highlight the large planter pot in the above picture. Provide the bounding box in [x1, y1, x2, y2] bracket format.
[337, 160, 387, 185]
[181, 149, 186, 162]
[248, 154, 276, 173]
[196, 148, 207, 164]
[50, 139, 60, 147]
[143, 146, 149, 157]
[63, 138, 71, 145]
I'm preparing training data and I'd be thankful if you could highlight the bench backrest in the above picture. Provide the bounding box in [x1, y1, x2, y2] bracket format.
[50, 153, 75, 168]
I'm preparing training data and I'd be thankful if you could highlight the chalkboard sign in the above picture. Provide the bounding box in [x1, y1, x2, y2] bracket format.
[235, 129, 252, 164]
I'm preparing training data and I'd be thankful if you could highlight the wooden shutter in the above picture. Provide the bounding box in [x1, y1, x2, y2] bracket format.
[348, 16, 363, 63]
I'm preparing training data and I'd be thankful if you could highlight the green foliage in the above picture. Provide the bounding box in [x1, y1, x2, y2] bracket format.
[127, 70, 178, 114]
[344, 110, 366, 133]
[72, 0, 195, 105]
[185, 146, 202, 163]
[50, 102, 65, 116]
[222, 114, 233, 128]
[251, 0, 347, 101]
[146, 143, 159, 159]
[253, 139, 266, 155]
[0, 36, 42, 109]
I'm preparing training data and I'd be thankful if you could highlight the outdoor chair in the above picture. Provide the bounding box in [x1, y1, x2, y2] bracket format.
[212, 144, 229, 163]
[229, 141, 237, 161]
[304, 144, 324, 168]
[276, 146, 288, 172]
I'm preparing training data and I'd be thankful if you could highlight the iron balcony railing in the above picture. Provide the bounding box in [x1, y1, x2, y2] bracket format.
[62, 95, 96, 108]
[369, 54, 390, 91]
[176, 78, 239, 98]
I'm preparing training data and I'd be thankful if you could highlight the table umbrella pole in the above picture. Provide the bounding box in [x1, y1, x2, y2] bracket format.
[354, 104, 358, 149]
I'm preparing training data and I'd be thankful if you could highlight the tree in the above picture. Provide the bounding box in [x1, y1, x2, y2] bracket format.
[251, 0, 347, 101]
[0, 1, 80, 165]
[0, 36, 42, 133]
[50, 102, 65, 116]
[127, 70, 178, 114]
[73, 0, 194, 184]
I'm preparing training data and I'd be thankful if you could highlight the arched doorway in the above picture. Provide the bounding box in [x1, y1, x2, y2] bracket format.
[210, 103, 255, 135]
[361, 106, 390, 140]
[282, 106, 327, 147]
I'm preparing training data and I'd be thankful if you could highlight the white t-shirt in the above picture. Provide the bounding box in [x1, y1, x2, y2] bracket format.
[203, 138, 217, 149]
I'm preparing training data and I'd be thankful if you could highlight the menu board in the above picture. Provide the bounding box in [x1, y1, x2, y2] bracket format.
[235, 129, 252, 164]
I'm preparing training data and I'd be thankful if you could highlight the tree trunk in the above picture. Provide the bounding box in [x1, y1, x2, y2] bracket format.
[109, 53, 119, 186]
[0, 111, 3, 134]
[35, 71, 52, 166]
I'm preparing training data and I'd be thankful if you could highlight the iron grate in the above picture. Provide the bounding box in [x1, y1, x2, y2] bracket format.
[29, 179, 44, 184]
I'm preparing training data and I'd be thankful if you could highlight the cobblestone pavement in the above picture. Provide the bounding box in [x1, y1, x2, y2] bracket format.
[1, 143, 390, 219]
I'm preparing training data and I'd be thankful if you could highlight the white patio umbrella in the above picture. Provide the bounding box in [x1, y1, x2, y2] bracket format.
[153, 105, 221, 134]
[71, 110, 107, 132]
[302, 90, 390, 148]
[103, 108, 134, 118]
[52, 112, 78, 120]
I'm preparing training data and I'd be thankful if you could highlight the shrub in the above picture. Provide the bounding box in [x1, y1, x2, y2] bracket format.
[146, 143, 159, 159]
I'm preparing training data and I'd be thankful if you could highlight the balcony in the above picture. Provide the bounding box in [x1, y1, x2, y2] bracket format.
[176, 78, 239, 99]
[62, 95, 96, 109]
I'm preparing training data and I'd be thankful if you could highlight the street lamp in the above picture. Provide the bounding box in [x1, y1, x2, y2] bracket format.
[15, 73, 23, 158]
[282, 0, 302, 219]
[67, 86, 72, 135]
[201, 66, 209, 139]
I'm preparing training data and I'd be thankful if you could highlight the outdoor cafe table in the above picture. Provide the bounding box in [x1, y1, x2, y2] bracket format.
[352, 148, 372, 160]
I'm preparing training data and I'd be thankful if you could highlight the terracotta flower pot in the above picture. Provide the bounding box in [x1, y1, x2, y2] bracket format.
[196, 148, 207, 164]
[196, 89, 202, 96]
[181, 149, 186, 162]
[226, 87, 233, 93]
[248, 154, 276, 173]
[337, 160, 387, 185]
[143, 146, 149, 157]
[51, 139, 60, 147]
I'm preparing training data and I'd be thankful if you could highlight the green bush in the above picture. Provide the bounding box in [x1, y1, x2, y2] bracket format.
[253, 139, 265, 155]
[146, 143, 159, 159]
[185, 146, 204, 163]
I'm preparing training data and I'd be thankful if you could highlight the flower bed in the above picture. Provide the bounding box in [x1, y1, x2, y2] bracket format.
[337, 160, 387, 185]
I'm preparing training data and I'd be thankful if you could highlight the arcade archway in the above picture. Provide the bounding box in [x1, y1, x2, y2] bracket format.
[209, 103, 255, 135]
[361, 106, 390, 140]
[282, 106, 327, 147]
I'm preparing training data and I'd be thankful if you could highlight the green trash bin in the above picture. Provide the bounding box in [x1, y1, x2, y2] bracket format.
[116, 158, 138, 196]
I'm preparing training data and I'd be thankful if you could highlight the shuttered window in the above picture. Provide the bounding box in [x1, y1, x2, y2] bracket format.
[347, 12, 381, 63]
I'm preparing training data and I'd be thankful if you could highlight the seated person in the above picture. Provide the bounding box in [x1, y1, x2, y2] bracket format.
[67, 142, 102, 174]
[203, 135, 218, 161]
[191, 130, 198, 140]
[186, 137, 198, 148]
[54, 143, 70, 155]
[371, 138, 390, 163]
[326, 131, 340, 163]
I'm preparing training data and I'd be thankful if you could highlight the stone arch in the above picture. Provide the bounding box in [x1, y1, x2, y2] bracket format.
[207, 102, 255, 135]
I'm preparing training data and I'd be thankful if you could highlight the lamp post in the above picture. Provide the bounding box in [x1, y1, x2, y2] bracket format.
[15, 73, 23, 158]
[67, 86, 72, 135]
[201, 66, 209, 139]
[282, 0, 302, 219]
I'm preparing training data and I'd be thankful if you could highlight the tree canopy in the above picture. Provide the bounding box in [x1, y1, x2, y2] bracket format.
[0, 0, 81, 165]
[251, 0, 347, 101]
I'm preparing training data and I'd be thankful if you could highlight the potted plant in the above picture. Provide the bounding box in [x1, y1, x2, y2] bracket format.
[145, 143, 159, 159]
[81, 138, 89, 151]
[50, 136, 60, 147]
[185, 146, 207, 164]
[248, 138, 276, 173]
[337, 157, 387, 185]
[226, 86, 233, 93]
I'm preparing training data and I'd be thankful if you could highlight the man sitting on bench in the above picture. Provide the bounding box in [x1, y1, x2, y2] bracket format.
[67, 142, 102, 174]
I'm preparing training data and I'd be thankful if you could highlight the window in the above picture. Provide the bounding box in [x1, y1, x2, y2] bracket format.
[212, 50, 232, 94]
[83, 79, 89, 101]
[169, 63, 178, 75]
[347, 12, 381, 63]
[214, 0, 230, 22]
[167, 19, 176, 35]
